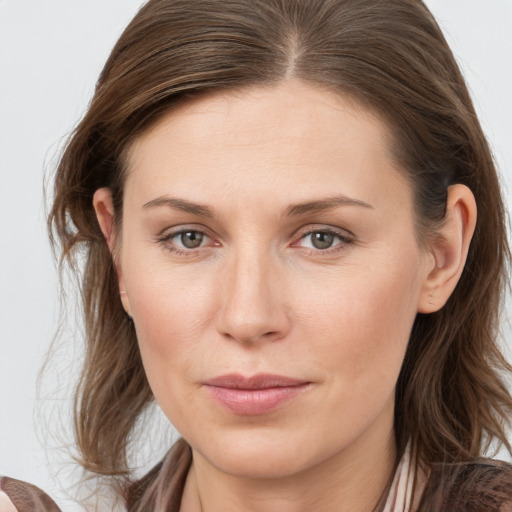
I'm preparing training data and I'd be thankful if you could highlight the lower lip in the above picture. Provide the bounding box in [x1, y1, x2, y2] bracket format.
[205, 384, 309, 415]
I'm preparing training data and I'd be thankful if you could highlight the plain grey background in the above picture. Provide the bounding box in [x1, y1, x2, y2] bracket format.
[1, 1, 511, 510]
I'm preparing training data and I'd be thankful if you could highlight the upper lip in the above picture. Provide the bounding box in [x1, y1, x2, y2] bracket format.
[203, 373, 309, 390]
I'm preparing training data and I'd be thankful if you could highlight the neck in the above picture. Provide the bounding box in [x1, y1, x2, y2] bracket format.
[181, 412, 397, 512]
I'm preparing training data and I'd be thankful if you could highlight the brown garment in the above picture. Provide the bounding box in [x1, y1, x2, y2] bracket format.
[0, 477, 61, 512]
[127, 440, 512, 512]
[2, 449, 512, 511]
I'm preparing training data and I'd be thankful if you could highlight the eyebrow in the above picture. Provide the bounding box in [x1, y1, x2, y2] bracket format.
[283, 195, 373, 217]
[142, 196, 215, 217]
[142, 194, 373, 218]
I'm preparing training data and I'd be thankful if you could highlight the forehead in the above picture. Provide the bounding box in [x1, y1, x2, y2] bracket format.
[128, 80, 392, 159]
[123, 79, 409, 212]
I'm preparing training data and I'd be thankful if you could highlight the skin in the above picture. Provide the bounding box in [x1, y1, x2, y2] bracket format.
[94, 80, 476, 512]
[0, 492, 17, 512]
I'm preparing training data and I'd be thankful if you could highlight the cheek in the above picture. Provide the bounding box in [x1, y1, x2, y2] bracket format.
[127, 278, 216, 432]
[122, 257, 220, 396]
[298, 251, 422, 398]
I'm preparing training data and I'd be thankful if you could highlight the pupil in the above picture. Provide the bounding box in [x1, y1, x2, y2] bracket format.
[312, 232, 334, 250]
[181, 231, 203, 249]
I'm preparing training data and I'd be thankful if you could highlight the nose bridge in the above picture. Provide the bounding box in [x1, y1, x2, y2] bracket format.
[217, 240, 288, 343]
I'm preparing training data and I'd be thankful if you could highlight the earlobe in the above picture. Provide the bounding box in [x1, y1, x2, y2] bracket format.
[417, 184, 477, 314]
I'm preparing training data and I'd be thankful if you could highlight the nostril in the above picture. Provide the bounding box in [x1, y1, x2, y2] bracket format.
[221, 328, 282, 344]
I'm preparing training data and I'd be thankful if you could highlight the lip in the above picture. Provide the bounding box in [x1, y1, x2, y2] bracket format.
[202, 373, 311, 415]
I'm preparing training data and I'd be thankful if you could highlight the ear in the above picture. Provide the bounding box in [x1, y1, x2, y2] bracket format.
[93, 188, 116, 250]
[417, 184, 477, 314]
[93, 188, 132, 316]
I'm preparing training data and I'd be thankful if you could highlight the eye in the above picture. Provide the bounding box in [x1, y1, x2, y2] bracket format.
[293, 228, 353, 252]
[305, 231, 338, 250]
[176, 230, 205, 249]
[158, 228, 218, 254]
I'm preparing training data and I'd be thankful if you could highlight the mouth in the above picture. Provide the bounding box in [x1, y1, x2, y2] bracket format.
[202, 373, 311, 415]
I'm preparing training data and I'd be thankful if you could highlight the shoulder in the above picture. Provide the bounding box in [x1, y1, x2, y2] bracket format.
[0, 477, 61, 512]
[419, 459, 512, 512]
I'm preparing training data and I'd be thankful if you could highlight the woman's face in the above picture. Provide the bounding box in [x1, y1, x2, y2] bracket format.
[116, 80, 432, 478]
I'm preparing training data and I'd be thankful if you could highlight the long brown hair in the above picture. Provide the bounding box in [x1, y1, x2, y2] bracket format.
[48, 0, 512, 509]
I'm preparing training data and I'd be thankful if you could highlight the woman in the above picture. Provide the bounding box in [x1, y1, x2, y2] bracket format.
[2, 0, 512, 510]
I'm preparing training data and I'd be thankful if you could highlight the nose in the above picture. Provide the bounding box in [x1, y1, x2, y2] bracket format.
[216, 248, 291, 344]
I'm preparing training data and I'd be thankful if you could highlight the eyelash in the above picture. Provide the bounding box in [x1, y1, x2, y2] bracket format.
[157, 226, 354, 256]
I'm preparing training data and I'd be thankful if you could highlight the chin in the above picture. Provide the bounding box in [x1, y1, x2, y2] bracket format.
[189, 427, 336, 479]
[208, 448, 309, 479]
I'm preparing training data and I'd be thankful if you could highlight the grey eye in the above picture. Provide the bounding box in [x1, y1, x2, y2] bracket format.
[310, 232, 335, 250]
[180, 231, 204, 248]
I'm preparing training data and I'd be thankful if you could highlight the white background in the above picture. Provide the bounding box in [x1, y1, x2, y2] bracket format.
[1, 1, 511, 509]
